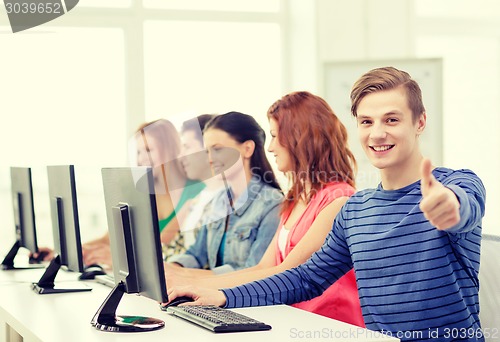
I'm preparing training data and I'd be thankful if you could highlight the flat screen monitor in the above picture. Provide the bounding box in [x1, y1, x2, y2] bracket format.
[91, 167, 167, 332]
[31, 165, 91, 294]
[1, 167, 44, 270]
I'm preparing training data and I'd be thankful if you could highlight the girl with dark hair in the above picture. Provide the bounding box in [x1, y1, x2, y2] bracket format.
[204, 111, 281, 191]
[167, 112, 283, 275]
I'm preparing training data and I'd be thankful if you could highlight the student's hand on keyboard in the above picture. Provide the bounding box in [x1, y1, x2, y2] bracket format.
[164, 262, 186, 276]
[164, 264, 199, 288]
[29, 247, 53, 263]
[166, 285, 227, 307]
[166, 272, 196, 289]
[82, 243, 112, 267]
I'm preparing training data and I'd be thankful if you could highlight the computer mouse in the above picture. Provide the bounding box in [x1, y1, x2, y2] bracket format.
[161, 296, 195, 310]
[79, 264, 107, 280]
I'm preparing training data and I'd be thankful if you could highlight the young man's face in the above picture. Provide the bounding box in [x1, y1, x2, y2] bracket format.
[179, 130, 211, 181]
[356, 87, 425, 173]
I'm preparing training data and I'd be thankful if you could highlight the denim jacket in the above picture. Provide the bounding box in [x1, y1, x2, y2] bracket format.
[169, 176, 283, 274]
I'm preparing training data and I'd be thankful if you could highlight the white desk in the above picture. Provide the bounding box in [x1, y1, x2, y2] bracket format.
[0, 268, 398, 342]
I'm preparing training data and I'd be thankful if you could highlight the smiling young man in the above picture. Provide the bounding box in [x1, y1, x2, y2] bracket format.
[168, 67, 487, 341]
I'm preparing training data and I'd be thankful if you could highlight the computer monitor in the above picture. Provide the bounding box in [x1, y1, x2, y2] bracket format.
[31, 165, 91, 294]
[91, 167, 167, 333]
[1, 167, 44, 270]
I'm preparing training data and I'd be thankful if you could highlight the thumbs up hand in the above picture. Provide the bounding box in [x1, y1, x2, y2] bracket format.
[419, 159, 460, 230]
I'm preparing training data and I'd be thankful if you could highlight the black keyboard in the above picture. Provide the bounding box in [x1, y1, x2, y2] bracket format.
[165, 305, 272, 333]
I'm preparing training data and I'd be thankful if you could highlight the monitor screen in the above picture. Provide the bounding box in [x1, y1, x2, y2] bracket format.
[91, 166, 167, 332]
[31, 165, 92, 294]
[47, 165, 85, 273]
[11, 167, 38, 252]
[1, 167, 41, 270]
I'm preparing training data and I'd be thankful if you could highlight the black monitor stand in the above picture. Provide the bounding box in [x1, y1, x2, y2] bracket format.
[91, 281, 165, 332]
[1, 240, 45, 270]
[31, 254, 92, 294]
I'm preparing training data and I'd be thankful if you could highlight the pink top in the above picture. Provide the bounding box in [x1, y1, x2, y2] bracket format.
[274, 182, 365, 327]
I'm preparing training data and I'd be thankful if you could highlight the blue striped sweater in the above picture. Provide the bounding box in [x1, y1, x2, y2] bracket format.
[222, 167, 486, 341]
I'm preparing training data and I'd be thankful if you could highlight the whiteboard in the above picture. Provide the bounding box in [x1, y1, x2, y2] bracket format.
[323, 58, 443, 190]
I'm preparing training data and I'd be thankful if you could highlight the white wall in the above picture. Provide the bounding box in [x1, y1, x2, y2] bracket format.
[0, 3, 284, 254]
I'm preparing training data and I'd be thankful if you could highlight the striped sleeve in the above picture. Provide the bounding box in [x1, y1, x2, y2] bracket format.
[441, 169, 486, 234]
[222, 211, 353, 308]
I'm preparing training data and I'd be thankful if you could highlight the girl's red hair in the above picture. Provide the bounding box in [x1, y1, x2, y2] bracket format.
[267, 91, 356, 215]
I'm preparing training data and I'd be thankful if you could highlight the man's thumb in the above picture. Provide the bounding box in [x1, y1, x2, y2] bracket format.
[420, 158, 435, 196]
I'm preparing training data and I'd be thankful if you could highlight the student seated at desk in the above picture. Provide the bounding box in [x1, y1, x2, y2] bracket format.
[167, 67, 487, 342]
[167, 112, 283, 274]
[167, 91, 364, 327]
[165, 114, 223, 259]
[82, 119, 205, 266]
